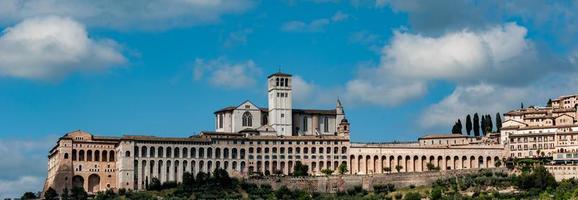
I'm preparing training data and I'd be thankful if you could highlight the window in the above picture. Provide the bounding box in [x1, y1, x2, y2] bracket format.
[303, 117, 308, 132]
[242, 112, 253, 127]
[218, 114, 223, 128]
[324, 117, 329, 132]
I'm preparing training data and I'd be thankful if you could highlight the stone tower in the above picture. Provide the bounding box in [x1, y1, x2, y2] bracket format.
[268, 72, 293, 136]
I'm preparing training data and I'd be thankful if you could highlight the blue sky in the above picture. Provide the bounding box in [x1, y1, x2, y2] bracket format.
[1, 0, 578, 197]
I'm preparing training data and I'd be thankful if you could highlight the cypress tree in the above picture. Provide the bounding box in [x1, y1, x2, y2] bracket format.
[481, 115, 486, 136]
[547, 99, 552, 107]
[473, 113, 480, 137]
[466, 114, 472, 135]
[496, 113, 502, 132]
[486, 114, 493, 133]
[521, 102, 524, 109]
[457, 119, 463, 134]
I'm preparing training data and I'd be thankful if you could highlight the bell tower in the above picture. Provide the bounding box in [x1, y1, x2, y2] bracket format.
[268, 72, 293, 136]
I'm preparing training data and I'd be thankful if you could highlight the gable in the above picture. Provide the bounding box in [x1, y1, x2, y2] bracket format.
[236, 100, 260, 110]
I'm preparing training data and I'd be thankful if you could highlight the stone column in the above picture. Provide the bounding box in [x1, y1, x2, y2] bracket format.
[144, 160, 149, 189]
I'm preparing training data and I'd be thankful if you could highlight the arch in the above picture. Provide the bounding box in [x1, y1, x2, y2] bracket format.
[405, 155, 411, 172]
[141, 146, 147, 158]
[191, 148, 196, 158]
[462, 156, 468, 169]
[207, 161, 213, 172]
[134, 147, 139, 158]
[102, 151, 108, 162]
[95, 150, 100, 161]
[191, 160, 196, 175]
[158, 147, 164, 158]
[478, 156, 484, 168]
[64, 153, 69, 159]
[421, 156, 427, 172]
[445, 156, 451, 170]
[232, 148, 238, 159]
[149, 147, 155, 158]
[199, 160, 205, 173]
[87, 150, 93, 161]
[342, 147, 347, 154]
[72, 175, 84, 189]
[242, 112, 253, 127]
[88, 174, 100, 193]
[216, 161, 221, 169]
[413, 156, 419, 172]
[389, 155, 395, 171]
[158, 160, 163, 181]
[326, 147, 331, 154]
[72, 149, 77, 161]
[109, 150, 115, 161]
[224, 161, 229, 170]
[166, 147, 172, 158]
[397, 155, 403, 172]
[199, 148, 205, 158]
[373, 155, 379, 174]
[125, 151, 131, 158]
[470, 156, 476, 168]
[216, 148, 221, 159]
[437, 156, 443, 169]
[207, 147, 213, 158]
[232, 161, 238, 171]
[319, 147, 324, 154]
[357, 155, 363, 174]
[486, 156, 492, 168]
[366, 155, 371, 173]
[334, 147, 339, 154]
[454, 156, 459, 170]
[223, 148, 229, 159]
[241, 161, 246, 173]
[381, 156, 387, 173]
[183, 147, 188, 158]
[174, 147, 180, 158]
[350, 155, 355, 174]
[240, 148, 246, 159]
[303, 147, 308, 154]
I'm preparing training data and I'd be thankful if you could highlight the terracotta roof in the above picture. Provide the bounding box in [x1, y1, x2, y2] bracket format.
[121, 135, 210, 142]
[267, 72, 292, 78]
[214, 106, 336, 115]
[419, 134, 471, 139]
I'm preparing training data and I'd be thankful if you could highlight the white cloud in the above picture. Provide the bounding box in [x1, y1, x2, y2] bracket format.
[193, 57, 261, 89]
[0, 137, 55, 199]
[344, 23, 550, 106]
[292, 76, 316, 102]
[0, 16, 125, 80]
[223, 28, 253, 48]
[282, 11, 348, 32]
[0, 0, 254, 30]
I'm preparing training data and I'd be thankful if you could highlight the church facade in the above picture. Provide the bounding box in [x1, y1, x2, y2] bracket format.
[43, 73, 506, 195]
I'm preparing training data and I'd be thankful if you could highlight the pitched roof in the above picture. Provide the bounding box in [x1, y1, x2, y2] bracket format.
[215, 106, 336, 115]
[267, 72, 292, 78]
[419, 134, 471, 139]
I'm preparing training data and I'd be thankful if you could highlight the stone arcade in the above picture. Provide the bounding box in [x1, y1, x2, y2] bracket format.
[43, 72, 505, 194]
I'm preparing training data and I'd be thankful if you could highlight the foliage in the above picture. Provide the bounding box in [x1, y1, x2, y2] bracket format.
[451, 119, 463, 134]
[321, 168, 334, 176]
[338, 162, 349, 175]
[71, 187, 88, 200]
[293, 161, 309, 177]
[426, 163, 440, 171]
[495, 159, 502, 168]
[403, 191, 421, 200]
[147, 177, 161, 191]
[473, 113, 480, 137]
[394, 192, 403, 199]
[384, 167, 392, 173]
[430, 186, 442, 200]
[466, 114, 472, 135]
[94, 189, 118, 200]
[496, 112, 502, 132]
[395, 165, 403, 172]
[61, 187, 70, 200]
[21, 191, 38, 200]
[516, 166, 557, 191]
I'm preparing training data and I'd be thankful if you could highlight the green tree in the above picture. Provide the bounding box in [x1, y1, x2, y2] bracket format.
[431, 186, 443, 200]
[148, 177, 161, 191]
[71, 187, 88, 200]
[473, 113, 480, 137]
[395, 165, 403, 173]
[427, 163, 439, 171]
[521, 102, 524, 109]
[495, 159, 502, 168]
[486, 114, 493, 133]
[182, 172, 195, 188]
[547, 99, 552, 107]
[466, 114, 472, 135]
[21, 191, 38, 200]
[321, 168, 334, 176]
[213, 168, 233, 188]
[481, 115, 486, 136]
[293, 161, 309, 177]
[403, 191, 422, 200]
[44, 187, 58, 200]
[94, 189, 117, 200]
[496, 113, 502, 132]
[338, 162, 349, 175]
[384, 167, 392, 173]
[61, 188, 70, 200]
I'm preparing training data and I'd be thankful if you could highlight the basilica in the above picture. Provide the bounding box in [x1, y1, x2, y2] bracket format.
[43, 72, 506, 194]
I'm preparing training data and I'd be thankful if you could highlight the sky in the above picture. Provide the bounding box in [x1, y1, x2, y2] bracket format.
[1, 0, 578, 198]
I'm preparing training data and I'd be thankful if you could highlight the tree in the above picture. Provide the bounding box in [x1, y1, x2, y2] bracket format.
[321, 168, 334, 176]
[61, 188, 70, 200]
[547, 99, 552, 107]
[481, 115, 486, 136]
[466, 114, 472, 135]
[71, 187, 88, 200]
[495, 159, 502, 168]
[431, 186, 443, 200]
[457, 119, 463, 134]
[44, 187, 59, 200]
[486, 114, 493, 133]
[383, 167, 392, 173]
[213, 168, 233, 188]
[338, 162, 349, 175]
[451, 121, 460, 134]
[496, 113, 502, 132]
[521, 102, 524, 109]
[395, 165, 403, 173]
[148, 177, 161, 191]
[403, 191, 422, 200]
[293, 161, 309, 177]
[21, 191, 38, 200]
[426, 163, 440, 171]
[473, 113, 480, 137]
[182, 172, 195, 188]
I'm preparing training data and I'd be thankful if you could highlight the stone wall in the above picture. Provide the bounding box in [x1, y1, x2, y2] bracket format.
[247, 168, 506, 193]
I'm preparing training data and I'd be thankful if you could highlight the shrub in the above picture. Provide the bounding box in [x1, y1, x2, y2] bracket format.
[403, 192, 421, 200]
[394, 192, 403, 200]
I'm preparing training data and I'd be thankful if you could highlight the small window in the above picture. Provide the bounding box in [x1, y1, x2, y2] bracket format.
[125, 151, 131, 157]
[64, 153, 69, 159]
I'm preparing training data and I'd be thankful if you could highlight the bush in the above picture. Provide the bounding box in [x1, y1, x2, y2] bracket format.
[430, 186, 442, 200]
[394, 192, 403, 200]
[409, 184, 416, 189]
[403, 192, 421, 200]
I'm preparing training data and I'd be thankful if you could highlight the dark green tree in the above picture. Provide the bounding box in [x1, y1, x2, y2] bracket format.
[473, 113, 480, 137]
[430, 186, 443, 200]
[466, 114, 472, 135]
[496, 113, 502, 132]
[451, 121, 460, 134]
[21, 192, 38, 200]
[61, 188, 70, 200]
[213, 168, 233, 188]
[196, 171, 210, 185]
[338, 162, 349, 175]
[148, 177, 161, 191]
[71, 187, 88, 200]
[44, 187, 58, 200]
[457, 119, 463, 134]
[547, 99, 552, 107]
[182, 172, 195, 188]
[486, 114, 493, 133]
[481, 115, 486, 136]
[403, 191, 422, 200]
[293, 161, 309, 176]
[521, 102, 524, 109]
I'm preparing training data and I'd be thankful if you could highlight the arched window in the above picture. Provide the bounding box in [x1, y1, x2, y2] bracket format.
[324, 117, 329, 132]
[64, 153, 69, 159]
[72, 150, 77, 161]
[125, 151, 131, 157]
[242, 112, 253, 127]
[109, 151, 115, 161]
